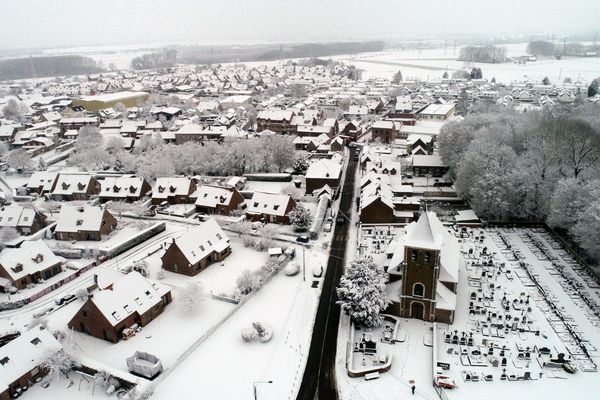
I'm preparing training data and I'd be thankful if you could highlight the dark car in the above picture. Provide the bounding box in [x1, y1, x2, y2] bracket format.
[54, 294, 76, 306]
[296, 235, 310, 244]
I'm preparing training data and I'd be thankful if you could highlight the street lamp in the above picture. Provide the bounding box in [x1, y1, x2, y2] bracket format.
[252, 381, 273, 400]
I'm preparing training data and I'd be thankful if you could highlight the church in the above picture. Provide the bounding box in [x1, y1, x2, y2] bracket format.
[385, 212, 460, 324]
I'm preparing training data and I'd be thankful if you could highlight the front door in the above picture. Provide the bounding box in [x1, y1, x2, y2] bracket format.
[410, 302, 424, 320]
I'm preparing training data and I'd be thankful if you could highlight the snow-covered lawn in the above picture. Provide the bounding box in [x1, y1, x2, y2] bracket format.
[151, 271, 319, 400]
[144, 237, 273, 296]
[23, 374, 117, 400]
[245, 180, 289, 194]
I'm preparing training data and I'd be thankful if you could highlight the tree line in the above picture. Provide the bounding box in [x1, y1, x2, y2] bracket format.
[68, 126, 297, 180]
[438, 103, 600, 262]
[458, 45, 507, 63]
[0, 55, 104, 81]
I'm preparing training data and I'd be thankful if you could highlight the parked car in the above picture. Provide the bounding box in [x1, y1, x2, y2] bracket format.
[54, 293, 76, 306]
[324, 222, 332, 232]
[296, 235, 309, 244]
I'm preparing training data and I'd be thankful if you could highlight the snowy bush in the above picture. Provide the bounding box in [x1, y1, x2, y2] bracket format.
[178, 281, 205, 312]
[43, 349, 78, 380]
[284, 263, 300, 276]
[236, 269, 260, 295]
[241, 327, 258, 343]
[253, 322, 273, 343]
[240, 322, 273, 343]
[29, 316, 49, 329]
[156, 268, 165, 280]
[242, 236, 256, 248]
[53, 329, 67, 342]
[337, 257, 391, 327]
[94, 370, 120, 394]
[75, 288, 88, 301]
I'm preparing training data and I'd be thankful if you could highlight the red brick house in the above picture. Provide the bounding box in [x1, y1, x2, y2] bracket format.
[50, 173, 101, 201]
[305, 157, 343, 195]
[0, 206, 46, 235]
[370, 120, 397, 144]
[245, 192, 297, 224]
[256, 110, 296, 135]
[0, 241, 62, 291]
[67, 271, 172, 343]
[99, 176, 152, 203]
[194, 185, 245, 215]
[152, 177, 197, 205]
[0, 326, 63, 400]
[161, 219, 231, 276]
[54, 206, 117, 241]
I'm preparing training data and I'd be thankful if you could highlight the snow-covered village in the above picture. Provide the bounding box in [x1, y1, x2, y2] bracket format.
[1, 1, 600, 400]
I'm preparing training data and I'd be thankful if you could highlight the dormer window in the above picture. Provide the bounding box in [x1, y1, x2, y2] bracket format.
[158, 185, 165, 193]
[76, 219, 83, 226]
[123, 304, 131, 313]
[62, 182, 70, 189]
[111, 311, 121, 321]
[199, 245, 205, 252]
[425, 252, 431, 264]
[12, 263, 23, 273]
[254, 202, 259, 207]
[169, 185, 176, 193]
[31, 338, 41, 345]
[129, 185, 137, 193]
[33, 254, 44, 263]
[216, 233, 222, 240]
[0, 357, 8, 365]
[77, 182, 85, 190]
[273, 205, 279, 211]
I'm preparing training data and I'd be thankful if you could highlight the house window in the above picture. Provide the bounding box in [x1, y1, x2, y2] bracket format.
[425, 252, 431, 263]
[411, 250, 417, 262]
[216, 233, 222, 240]
[82, 310, 87, 317]
[0, 357, 9, 365]
[207, 240, 212, 246]
[413, 283, 425, 297]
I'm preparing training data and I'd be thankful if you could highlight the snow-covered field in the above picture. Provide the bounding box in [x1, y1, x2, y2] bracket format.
[338, 44, 600, 84]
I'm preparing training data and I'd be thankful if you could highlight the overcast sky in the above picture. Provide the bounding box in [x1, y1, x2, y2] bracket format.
[1, 0, 598, 49]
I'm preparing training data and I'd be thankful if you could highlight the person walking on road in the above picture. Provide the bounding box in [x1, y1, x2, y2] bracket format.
[411, 385, 416, 395]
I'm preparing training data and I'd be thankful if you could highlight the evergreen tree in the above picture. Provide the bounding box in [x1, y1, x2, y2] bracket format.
[442, 71, 449, 79]
[337, 257, 391, 327]
[290, 204, 313, 232]
[392, 70, 403, 84]
[588, 79, 599, 97]
[456, 88, 470, 116]
[542, 76, 550, 85]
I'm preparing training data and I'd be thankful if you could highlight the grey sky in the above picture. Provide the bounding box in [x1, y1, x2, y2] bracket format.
[1, 0, 598, 49]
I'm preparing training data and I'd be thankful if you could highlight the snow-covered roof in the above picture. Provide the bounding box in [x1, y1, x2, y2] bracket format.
[412, 154, 446, 168]
[0, 326, 62, 387]
[194, 185, 237, 208]
[247, 192, 293, 217]
[305, 158, 342, 180]
[435, 282, 457, 311]
[91, 271, 170, 326]
[0, 206, 37, 229]
[153, 177, 192, 199]
[0, 240, 62, 281]
[257, 109, 295, 121]
[55, 205, 111, 233]
[100, 176, 146, 198]
[174, 218, 230, 265]
[52, 173, 94, 196]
